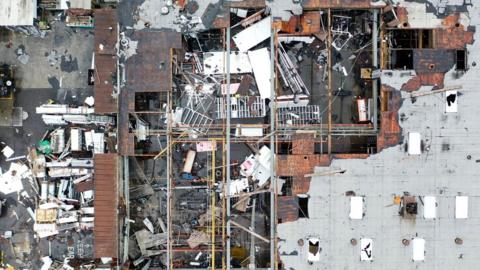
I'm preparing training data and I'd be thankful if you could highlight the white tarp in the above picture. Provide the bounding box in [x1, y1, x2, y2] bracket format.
[248, 48, 272, 100]
[232, 16, 271, 52]
[455, 196, 468, 219]
[360, 238, 373, 261]
[423, 196, 436, 219]
[240, 146, 271, 186]
[36, 104, 94, 114]
[203, 52, 252, 75]
[235, 126, 263, 137]
[349, 196, 364, 220]
[0, 0, 36, 26]
[408, 132, 421, 155]
[40, 256, 53, 270]
[228, 178, 249, 196]
[412, 238, 425, 261]
[33, 223, 58, 238]
[0, 162, 28, 194]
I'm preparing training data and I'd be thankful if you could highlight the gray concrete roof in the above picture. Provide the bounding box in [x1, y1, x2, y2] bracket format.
[278, 2, 480, 270]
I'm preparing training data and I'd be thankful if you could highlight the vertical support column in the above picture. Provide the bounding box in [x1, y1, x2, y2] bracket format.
[166, 67, 172, 270]
[222, 137, 226, 270]
[211, 139, 216, 270]
[122, 157, 130, 263]
[327, 9, 333, 155]
[248, 198, 257, 270]
[269, 17, 277, 270]
[372, 9, 379, 131]
[226, 24, 232, 270]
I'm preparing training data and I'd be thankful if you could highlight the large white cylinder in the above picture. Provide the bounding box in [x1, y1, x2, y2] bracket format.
[40, 181, 48, 201]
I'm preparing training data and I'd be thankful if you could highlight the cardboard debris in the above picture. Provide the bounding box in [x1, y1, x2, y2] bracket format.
[196, 141, 217, 152]
[187, 230, 210, 249]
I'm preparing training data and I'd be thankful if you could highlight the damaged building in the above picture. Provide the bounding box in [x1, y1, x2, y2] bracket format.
[0, 0, 478, 269]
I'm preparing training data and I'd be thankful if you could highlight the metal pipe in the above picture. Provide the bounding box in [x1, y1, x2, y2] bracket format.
[231, 220, 270, 244]
[226, 24, 232, 270]
[327, 9, 333, 155]
[122, 156, 130, 263]
[211, 139, 216, 270]
[249, 199, 257, 269]
[167, 61, 173, 270]
[269, 16, 277, 270]
[372, 9, 379, 131]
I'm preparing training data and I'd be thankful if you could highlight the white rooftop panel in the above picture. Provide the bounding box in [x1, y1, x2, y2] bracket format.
[455, 196, 468, 219]
[408, 132, 421, 155]
[203, 51, 252, 75]
[349, 196, 364, 220]
[412, 238, 425, 261]
[232, 16, 271, 52]
[248, 48, 272, 100]
[423, 196, 436, 219]
[0, 0, 36, 26]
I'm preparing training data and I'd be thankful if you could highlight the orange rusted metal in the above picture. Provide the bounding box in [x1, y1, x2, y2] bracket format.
[435, 14, 474, 49]
[94, 9, 118, 114]
[94, 154, 119, 259]
[402, 73, 447, 91]
[279, 11, 322, 35]
[377, 85, 402, 151]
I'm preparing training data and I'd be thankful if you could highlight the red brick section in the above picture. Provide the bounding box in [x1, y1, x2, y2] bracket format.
[401, 14, 474, 92]
[302, 0, 372, 9]
[333, 153, 370, 159]
[276, 134, 331, 223]
[435, 14, 474, 49]
[291, 133, 315, 155]
[279, 11, 322, 35]
[377, 85, 402, 151]
[278, 196, 298, 223]
[402, 73, 446, 91]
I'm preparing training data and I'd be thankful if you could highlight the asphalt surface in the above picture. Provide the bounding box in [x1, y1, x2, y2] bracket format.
[0, 21, 94, 268]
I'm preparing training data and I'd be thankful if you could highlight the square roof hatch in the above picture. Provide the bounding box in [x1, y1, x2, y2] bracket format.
[412, 238, 425, 261]
[455, 196, 468, 219]
[423, 196, 436, 219]
[408, 132, 421, 155]
[349, 196, 364, 220]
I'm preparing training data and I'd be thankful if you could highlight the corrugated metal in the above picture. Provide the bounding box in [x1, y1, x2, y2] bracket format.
[94, 55, 117, 114]
[94, 9, 117, 55]
[94, 9, 117, 114]
[125, 31, 181, 93]
[94, 153, 118, 258]
[278, 196, 298, 223]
